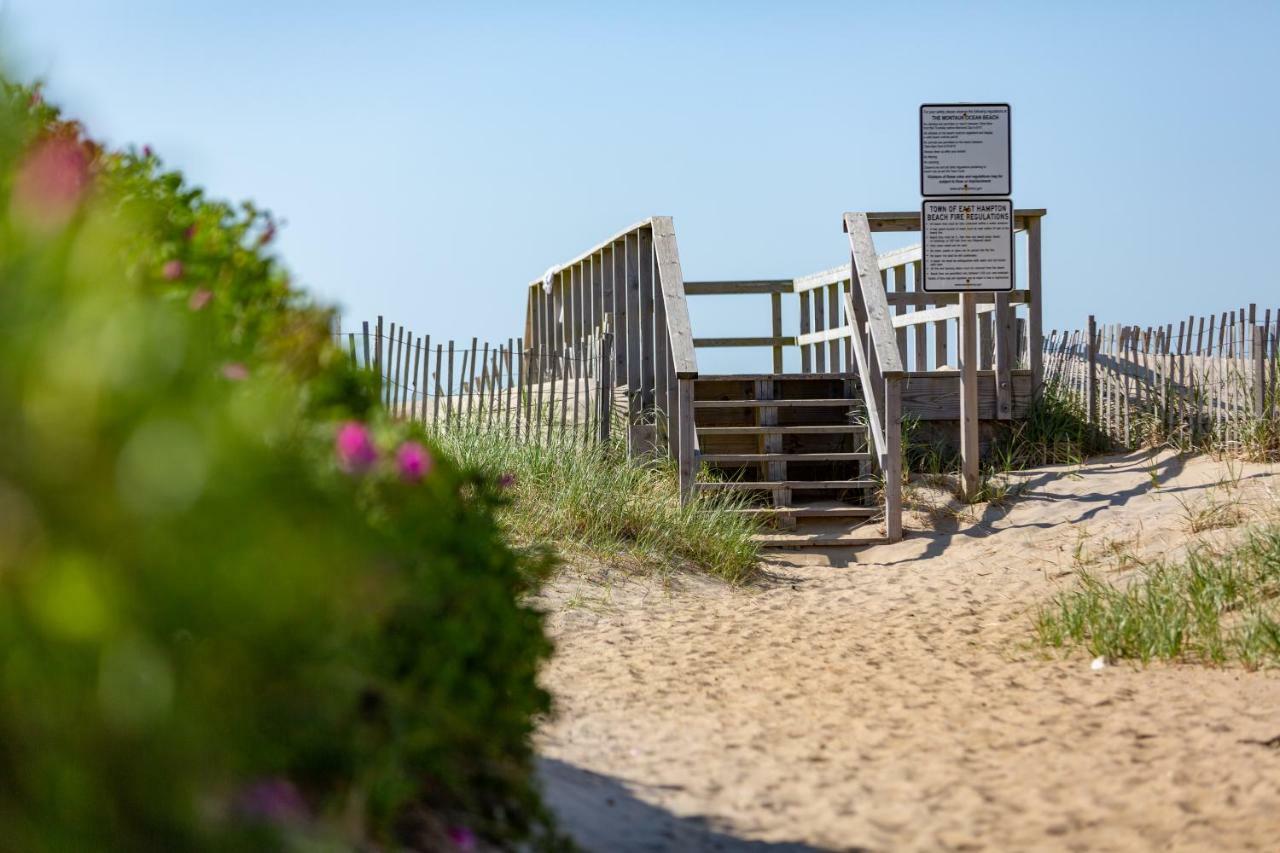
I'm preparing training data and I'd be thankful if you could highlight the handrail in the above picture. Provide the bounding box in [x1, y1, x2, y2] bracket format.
[651, 216, 698, 379]
[843, 212, 904, 377]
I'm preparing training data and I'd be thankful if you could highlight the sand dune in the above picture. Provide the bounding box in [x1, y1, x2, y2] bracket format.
[534, 450, 1280, 851]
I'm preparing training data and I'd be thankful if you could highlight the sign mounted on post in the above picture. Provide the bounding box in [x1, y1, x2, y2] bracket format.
[921, 199, 1014, 292]
[920, 103, 1011, 197]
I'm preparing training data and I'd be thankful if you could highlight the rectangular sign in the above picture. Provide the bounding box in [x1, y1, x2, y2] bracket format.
[921, 199, 1014, 292]
[920, 103, 1011, 197]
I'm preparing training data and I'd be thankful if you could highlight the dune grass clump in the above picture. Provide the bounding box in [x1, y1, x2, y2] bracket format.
[1035, 525, 1280, 668]
[435, 426, 761, 584]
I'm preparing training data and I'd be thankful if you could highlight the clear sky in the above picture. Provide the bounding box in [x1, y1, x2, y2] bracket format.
[5, 1, 1278, 373]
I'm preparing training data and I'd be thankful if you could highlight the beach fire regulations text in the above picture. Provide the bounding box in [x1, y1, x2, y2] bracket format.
[921, 200, 1014, 292]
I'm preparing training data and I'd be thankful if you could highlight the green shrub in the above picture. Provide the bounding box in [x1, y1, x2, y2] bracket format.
[0, 81, 562, 850]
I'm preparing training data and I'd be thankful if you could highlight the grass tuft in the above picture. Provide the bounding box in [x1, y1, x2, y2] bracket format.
[434, 426, 761, 584]
[1035, 524, 1280, 668]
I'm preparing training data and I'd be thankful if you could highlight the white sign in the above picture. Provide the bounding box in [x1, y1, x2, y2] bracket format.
[920, 103, 1011, 197]
[921, 199, 1014, 292]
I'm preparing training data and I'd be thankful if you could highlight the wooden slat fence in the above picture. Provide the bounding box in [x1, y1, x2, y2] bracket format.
[1044, 305, 1280, 453]
[334, 321, 620, 448]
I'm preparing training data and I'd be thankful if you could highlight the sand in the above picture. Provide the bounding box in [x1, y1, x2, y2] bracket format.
[532, 450, 1280, 852]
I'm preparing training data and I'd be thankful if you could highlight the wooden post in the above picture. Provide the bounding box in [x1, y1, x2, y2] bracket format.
[1254, 324, 1267, 418]
[1027, 216, 1044, 390]
[884, 376, 902, 542]
[677, 378, 696, 504]
[598, 332, 614, 444]
[799, 291, 812, 372]
[771, 291, 784, 373]
[1085, 315, 1098, 425]
[958, 293, 980, 501]
[994, 292, 1013, 420]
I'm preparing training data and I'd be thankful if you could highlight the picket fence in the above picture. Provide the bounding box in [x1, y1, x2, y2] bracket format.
[1044, 305, 1279, 452]
[335, 317, 618, 447]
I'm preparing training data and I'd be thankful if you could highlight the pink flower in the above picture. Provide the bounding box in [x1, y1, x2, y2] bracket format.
[11, 137, 91, 232]
[142, 144, 154, 159]
[336, 422, 377, 473]
[232, 777, 307, 824]
[188, 288, 213, 311]
[498, 472, 516, 490]
[221, 362, 249, 381]
[183, 223, 198, 241]
[162, 259, 183, 281]
[446, 826, 476, 851]
[396, 441, 433, 482]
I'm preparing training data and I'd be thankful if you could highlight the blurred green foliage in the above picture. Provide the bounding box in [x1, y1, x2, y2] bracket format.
[0, 80, 561, 851]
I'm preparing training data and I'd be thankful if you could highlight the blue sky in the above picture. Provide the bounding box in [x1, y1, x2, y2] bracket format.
[5, 1, 1278, 372]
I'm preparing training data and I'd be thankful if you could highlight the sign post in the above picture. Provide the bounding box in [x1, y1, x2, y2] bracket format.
[920, 103, 1013, 501]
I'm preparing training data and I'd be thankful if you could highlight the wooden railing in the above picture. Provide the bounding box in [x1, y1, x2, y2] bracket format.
[523, 217, 699, 499]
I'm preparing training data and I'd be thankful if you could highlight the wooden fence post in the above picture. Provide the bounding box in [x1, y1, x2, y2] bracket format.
[885, 376, 903, 542]
[677, 378, 696, 504]
[1254, 324, 1267, 418]
[1086, 315, 1098, 425]
[598, 332, 614, 444]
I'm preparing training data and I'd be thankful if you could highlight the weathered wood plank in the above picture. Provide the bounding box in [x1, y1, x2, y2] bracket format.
[683, 280, 792, 295]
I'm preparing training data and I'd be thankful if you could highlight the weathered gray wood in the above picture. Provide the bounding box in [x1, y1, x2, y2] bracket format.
[958, 293, 980, 501]
[361, 320, 371, 371]
[827, 281, 842, 371]
[374, 316, 383, 400]
[1027, 215, 1044, 389]
[523, 217, 654, 291]
[843, 213, 905, 377]
[433, 343, 443, 428]
[812, 286, 827, 372]
[771, 292, 784, 373]
[799, 290, 813, 372]
[695, 335, 799, 348]
[623, 231, 642, 451]
[638, 227, 656, 415]
[677, 378, 696, 504]
[1086, 316, 1098, 424]
[466, 337, 479, 426]
[994, 293, 1013, 420]
[683, 280, 792, 295]
[651, 217, 698, 379]
[599, 332, 614, 444]
[445, 339, 455, 426]
[514, 338, 524, 438]
[912, 260, 927, 372]
[885, 376, 903, 543]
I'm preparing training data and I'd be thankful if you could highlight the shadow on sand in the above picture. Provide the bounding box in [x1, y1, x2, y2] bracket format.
[538, 757, 848, 852]
[766, 450, 1273, 570]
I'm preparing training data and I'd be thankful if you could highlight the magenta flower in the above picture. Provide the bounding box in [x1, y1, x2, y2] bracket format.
[232, 777, 307, 824]
[336, 422, 377, 473]
[446, 826, 476, 850]
[189, 288, 213, 311]
[498, 472, 517, 490]
[162, 259, 183, 281]
[12, 137, 91, 232]
[396, 441, 433, 482]
[142, 144, 154, 159]
[221, 362, 249, 381]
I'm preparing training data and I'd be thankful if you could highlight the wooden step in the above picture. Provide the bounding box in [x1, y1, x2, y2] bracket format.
[695, 425, 865, 436]
[694, 398, 859, 409]
[696, 479, 877, 491]
[734, 505, 880, 518]
[700, 451, 872, 463]
[752, 530, 889, 548]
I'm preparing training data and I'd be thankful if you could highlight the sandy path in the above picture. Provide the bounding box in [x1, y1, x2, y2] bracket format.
[533, 451, 1280, 852]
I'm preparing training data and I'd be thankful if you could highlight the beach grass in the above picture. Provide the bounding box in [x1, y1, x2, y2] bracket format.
[1034, 524, 1280, 667]
[434, 426, 761, 584]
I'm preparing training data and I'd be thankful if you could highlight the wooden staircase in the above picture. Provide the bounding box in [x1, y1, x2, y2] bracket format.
[693, 373, 888, 547]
